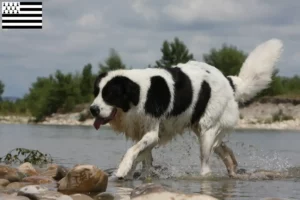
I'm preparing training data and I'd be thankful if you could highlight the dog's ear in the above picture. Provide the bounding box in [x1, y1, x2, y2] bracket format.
[103, 76, 140, 112]
[124, 79, 140, 106]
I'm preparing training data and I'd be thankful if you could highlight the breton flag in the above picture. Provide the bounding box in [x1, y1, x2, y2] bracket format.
[2, 1, 42, 29]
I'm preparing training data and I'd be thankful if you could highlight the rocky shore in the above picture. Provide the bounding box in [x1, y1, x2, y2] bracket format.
[1, 102, 300, 131]
[1, 161, 296, 200]
[0, 162, 220, 200]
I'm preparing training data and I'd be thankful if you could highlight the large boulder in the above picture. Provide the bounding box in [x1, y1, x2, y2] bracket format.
[18, 163, 38, 177]
[22, 176, 54, 185]
[69, 194, 94, 200]
[18, 185, 67, 200]
[0, 178, 10, 187]
[5, 182, 31, 191]
[40, 164, 69, 181]
[0, 193, 30, 200]
[93, 192, 115, 200]
[130, 183, 219, 200]
[0, 165, 23, 182]
[19, 185, 49, 194]
[58, 165, 108, 194]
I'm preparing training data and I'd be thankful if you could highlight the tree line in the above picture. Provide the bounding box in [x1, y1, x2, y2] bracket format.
[0, 37, 300, 121]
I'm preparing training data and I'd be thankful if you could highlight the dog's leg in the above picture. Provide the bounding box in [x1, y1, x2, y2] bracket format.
[214, 142, 237, 177]
[115, 127, 159, 179]
[142, 150, 153, 170]
[194, 126, 219, 176]
[222, 142, 238, 171]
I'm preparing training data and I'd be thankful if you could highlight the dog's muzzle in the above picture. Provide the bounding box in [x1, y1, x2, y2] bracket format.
[90, 105, 100, 117]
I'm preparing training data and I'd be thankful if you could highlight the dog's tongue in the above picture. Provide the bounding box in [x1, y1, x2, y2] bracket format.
[93, 118, 103, 130]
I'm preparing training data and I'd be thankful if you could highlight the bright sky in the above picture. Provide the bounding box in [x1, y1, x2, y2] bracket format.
[1, 0, 299, 97]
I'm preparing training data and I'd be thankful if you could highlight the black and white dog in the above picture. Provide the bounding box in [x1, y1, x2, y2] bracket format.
[90, 39, 283, 179]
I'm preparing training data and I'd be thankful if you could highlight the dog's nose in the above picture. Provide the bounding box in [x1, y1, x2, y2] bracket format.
[90, 105, 100, 117]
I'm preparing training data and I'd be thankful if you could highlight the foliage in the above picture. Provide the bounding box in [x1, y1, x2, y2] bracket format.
[256, 69, 284, 97]
[154, 37, 194, 68]
[80, 64, 94, 102]
[99, 48, 126, 73]
[203, 43, 247, 76]
[0, 99, 29, 115]
[0, 148, 53, 165]
[24, 70, 82, 121]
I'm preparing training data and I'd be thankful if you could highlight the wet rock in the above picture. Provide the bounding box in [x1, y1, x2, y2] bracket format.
[18, 163, 38, 177]
[93, 192, 115, 200]
[130, 183, 219, 200]
[58, 165, 108, 194]
[18, 185, 66, 200]
[57, 195, 74, 200]
[18, 190, 65, 200]
[41, 164, 69, 181]
[40, 164, 58, 178]
[54, 165, 70, 181]
[0, 178, 10, 187]
[103, 168, 116, 177]
[0, 165, 23, 182]
[6, 182, 31, 191]
[0, 193, 30, 200]
[0, 185, 5, 191]
[19, 185, 49, 194]
[70, 193, 94, 200]
[22, 176, 54, 185]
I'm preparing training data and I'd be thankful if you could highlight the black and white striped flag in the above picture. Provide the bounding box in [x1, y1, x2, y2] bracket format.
[2, 1, 42, 29]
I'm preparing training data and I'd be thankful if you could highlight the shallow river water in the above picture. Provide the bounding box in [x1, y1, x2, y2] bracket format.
[0, 124, 300, 199]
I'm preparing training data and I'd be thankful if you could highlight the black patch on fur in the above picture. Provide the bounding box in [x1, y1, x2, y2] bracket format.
[145, 76, 171, 117]
[164, 67, 193, 116]
[226, 76, 235, 92]
[206, 70, 210, 73]
[102, 76, 140, 112]
[191, 81, 211, 124]
[94, 72, 107, 97]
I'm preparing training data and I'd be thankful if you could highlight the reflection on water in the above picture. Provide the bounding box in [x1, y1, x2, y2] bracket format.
[1, 124, 300, 199]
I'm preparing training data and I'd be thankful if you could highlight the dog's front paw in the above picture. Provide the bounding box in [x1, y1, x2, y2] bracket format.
[115, 161, 133, 179]
[116, 150, 135, 179]
[115, 167, 130, 179]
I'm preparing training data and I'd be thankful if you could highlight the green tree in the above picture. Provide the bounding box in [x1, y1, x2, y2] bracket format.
[26, 70, 82, 121]
[26, 76, 55, 121]
[203, 44, 247, 76]
[80, 63, 94, 102]
[155, 37, 194, 68]
[99, 49, 126, 73]
[0, 80, 4, 101]
[257, 69, 284, 97]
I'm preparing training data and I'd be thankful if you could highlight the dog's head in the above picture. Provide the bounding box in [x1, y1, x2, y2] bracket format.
[90, 72, 140, 130]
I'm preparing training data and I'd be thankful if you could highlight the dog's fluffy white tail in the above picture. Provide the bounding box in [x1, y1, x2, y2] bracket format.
[228, 39, 283, 103]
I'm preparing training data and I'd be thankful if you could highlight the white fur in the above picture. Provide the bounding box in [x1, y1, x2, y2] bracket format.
[228, 38, 283, 102]
[91, 39, 283, 179]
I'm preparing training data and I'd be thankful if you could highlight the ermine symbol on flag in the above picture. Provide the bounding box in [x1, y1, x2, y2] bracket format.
[2, 1, 42, 29]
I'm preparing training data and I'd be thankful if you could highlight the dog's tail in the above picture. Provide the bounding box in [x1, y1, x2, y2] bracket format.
[228, 38, 283, 103]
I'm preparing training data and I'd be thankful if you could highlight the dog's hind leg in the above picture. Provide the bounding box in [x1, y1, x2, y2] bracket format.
[214, 141, 237, 177]
[142, 150, 153, 170]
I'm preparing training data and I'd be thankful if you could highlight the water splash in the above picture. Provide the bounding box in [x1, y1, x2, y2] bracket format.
[142, 133, 294, 180]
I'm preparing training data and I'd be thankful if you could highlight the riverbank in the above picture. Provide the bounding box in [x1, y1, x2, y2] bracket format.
[1, 101, 300, 130]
